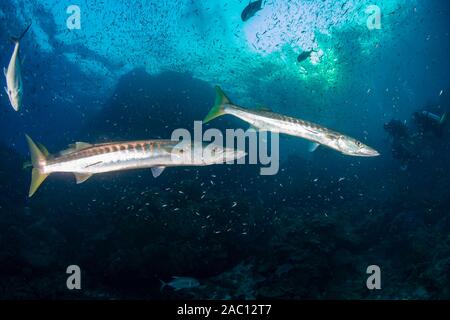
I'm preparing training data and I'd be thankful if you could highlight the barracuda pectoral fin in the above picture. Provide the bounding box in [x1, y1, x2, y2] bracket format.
[74, 173, 93, 184]
[3, 67, 6, 76]
[309, 142, 320, 152]
[151, 166, 166, 178]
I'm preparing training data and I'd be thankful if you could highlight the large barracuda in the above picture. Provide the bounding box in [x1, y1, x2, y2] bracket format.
[204, 86, 379, 157]
[25, 135, 246, 197]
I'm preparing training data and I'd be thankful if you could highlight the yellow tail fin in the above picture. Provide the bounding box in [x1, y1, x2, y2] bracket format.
[203, 86, 231, 123]
[25, 134, 49, 197]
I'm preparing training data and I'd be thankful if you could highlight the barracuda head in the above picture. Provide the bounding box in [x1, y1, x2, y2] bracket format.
[337, 135, 380, 157]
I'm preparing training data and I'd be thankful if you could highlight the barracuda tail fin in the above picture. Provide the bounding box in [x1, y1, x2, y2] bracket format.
[11, 23, 31, 43]
[25, 134, 49, 197]
[203, 86, 231, 123]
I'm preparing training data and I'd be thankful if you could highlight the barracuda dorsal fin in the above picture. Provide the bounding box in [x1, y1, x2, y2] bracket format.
[74, 173, 93, 184]
[74, 142, 92, 150]
[59, 141, 92, 155]
[151, 166, 166, 178]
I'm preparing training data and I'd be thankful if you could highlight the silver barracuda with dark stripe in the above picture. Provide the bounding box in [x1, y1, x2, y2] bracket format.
[25, 135, 246, 197]
[204, 86, 380, 157]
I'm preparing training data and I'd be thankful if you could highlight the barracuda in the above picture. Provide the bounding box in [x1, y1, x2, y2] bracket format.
[204, 86, 380, 157]
[25, 135, 246, 197]
[4, 24, 31, 112]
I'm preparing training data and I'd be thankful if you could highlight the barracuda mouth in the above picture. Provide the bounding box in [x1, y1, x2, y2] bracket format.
[352, 147, 380, 157]
[337, 136, 379, 157]
[365, 149, 380, 157]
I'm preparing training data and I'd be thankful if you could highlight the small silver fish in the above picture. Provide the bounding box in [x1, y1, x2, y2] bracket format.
[160, 276, 200, 291]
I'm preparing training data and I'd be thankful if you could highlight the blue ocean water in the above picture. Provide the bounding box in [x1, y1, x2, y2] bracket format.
[0, 0, 449, 299]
